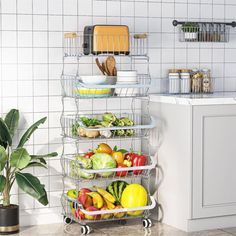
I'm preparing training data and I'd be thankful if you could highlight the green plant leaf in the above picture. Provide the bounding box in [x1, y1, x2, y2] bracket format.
[23, 161, 47, 169]
[4, 109, 19, 137]
[15, 172, 48, 206]
[17, 117, 47, 148]
[38, 189, 48, 206]
[30, 152, 58, 166]
[10, 148, 31, 169]
[117, 149, 128, 154]
[38, 158, 46, 165]
[0, 140, 7, 149]
[30, 152, 58, 159]
[0, 118, 12, 146]
[0, 175, 6, 192]
[0, 146, 8, 172]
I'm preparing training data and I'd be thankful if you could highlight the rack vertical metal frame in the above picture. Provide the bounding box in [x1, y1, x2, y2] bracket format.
[60, 33, 158, 235]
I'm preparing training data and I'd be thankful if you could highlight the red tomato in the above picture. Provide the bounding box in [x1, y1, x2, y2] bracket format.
[124, 153, 137, 162]
[84, 152, 94, 158]
[116, 164, 128, 177]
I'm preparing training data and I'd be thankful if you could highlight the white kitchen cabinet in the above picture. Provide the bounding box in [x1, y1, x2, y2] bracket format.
[193, 105, 236, 218]
[149, 93, 236, 232]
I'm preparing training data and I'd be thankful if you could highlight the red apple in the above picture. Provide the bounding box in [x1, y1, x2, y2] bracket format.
[75, 208, 85, 220]
[78, 193, 93, 208]
[84, 206, 100, 220]
[79, 188, 92, 195]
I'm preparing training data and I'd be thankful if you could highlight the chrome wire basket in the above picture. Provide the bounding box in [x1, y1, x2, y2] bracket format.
[62, 193, 156, 225]
[64, 33, 148, 57]
[61, 74, 151, 98]
[61, 113, 156, 140]
[61, 153, 156, 182]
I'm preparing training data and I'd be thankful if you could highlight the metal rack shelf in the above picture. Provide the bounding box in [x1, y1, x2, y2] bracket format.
[62, 194, 156, 224]
[61, 113, 156, 140]
[61, 74, 151, 98]
[64, 33, 148, 57]
[62, 153, 156, 181]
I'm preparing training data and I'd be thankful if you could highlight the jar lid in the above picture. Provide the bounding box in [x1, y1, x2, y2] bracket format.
[180, 69, 191, 73]
[64, 32, 77, 38]
[169, 69, 180, 73]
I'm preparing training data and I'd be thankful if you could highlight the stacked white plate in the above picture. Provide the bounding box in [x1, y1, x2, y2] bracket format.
[115, 70, 138, 96]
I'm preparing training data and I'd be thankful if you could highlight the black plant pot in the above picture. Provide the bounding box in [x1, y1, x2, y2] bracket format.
[0, 205, 19, 235]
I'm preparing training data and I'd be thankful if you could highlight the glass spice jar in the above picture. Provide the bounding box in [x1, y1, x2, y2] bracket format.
[180, 69, 191, 94]
[191, 69, 202, 93]
[168, 69, 180, 94]
[202, 68, 211, 93]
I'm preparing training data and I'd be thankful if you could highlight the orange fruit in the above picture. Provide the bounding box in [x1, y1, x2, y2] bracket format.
[112, 151, 124, 164]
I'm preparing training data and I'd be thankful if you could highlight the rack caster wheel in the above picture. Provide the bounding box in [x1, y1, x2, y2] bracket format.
[143, 218, 152, 228]
[64, 216, 72, 224]
[81, 225, 92, 235]
[117, 219, 127, 225]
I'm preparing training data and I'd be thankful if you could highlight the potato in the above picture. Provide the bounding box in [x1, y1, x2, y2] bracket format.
[78, 127, 86, 137]
[85, 126, 101, 138]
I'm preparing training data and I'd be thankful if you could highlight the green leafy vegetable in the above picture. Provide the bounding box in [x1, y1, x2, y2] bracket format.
[80, 117, 101, 127]
[91, 153, 116, 177]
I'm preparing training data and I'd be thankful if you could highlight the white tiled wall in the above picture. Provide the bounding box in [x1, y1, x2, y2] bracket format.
[1, 0, 236, 225]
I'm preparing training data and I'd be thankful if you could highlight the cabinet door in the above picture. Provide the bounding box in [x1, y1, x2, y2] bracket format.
[193, 105, 236, 218]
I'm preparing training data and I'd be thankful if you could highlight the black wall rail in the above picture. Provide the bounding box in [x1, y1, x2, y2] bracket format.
[173, 20, 236, 28]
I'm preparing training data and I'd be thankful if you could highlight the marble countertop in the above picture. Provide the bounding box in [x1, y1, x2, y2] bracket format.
[149, 92, 236, 105]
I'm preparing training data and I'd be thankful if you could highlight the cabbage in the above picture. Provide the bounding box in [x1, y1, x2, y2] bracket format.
[70, 156, 94, 179]
[91, 153, 116, 177]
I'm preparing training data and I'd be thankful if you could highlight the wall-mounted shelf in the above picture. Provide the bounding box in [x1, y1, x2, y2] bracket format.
[173, 20, 236, 42]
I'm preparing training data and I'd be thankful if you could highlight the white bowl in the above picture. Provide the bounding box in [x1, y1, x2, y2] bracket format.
[80, 75, 107, 85]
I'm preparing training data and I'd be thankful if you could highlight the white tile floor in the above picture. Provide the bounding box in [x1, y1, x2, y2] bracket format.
[11, 220, 236, 236]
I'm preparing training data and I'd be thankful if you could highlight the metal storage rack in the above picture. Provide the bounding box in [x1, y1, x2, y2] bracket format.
[60, 32, 158, 235]
[173, 20, 236, 43]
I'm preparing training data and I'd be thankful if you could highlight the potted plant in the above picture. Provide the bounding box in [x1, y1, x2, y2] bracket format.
[181, 22, 199, 41]
[0, 109, 58, 234]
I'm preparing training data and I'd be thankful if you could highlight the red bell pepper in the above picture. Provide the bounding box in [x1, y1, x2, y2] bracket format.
[132, 154, 146, 175]
[116, 164, 128, 177]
